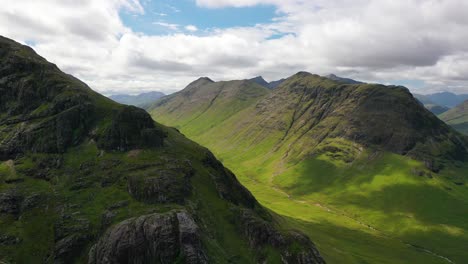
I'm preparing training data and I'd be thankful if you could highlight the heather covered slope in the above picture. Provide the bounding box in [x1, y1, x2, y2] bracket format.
[440, 100, 468, 135]
[0, 36, 324, 263]
[149, 72, 468, 263]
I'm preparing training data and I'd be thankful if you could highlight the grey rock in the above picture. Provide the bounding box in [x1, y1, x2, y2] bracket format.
[89, 210, 207, 264]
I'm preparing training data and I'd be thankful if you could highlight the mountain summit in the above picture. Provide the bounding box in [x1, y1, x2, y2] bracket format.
[0, 36, 324, 263]
[149, 71, 468, 263]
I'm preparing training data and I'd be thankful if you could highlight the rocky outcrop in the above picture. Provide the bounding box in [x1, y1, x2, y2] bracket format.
[0, 36, 96, 158]
[202, 151, 257, 208]
[127, 160, 193, 204]
[238, 209, 325, 264]
[97, 106, 167, 151]
[88, 210, 207, 264]
[0, 189, 23, 216]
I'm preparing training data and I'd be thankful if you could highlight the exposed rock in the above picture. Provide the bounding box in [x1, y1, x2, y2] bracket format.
[0, 189, 23, 216]
[203, 151, 257, 208]
[237, 209, 325, 264]
[54, 234, 91, 264]
[101, 210, 116, 231]
[107, 200, 129, 210]
[97, 106, 167, 151]
[0, 234, 21, 245]
[89, 210, 208, 264]
[127, 160, 194, 204]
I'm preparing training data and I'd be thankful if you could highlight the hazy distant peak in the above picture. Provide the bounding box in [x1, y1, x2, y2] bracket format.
[248, 75, 286, 89]
[325, 74, 363, 84]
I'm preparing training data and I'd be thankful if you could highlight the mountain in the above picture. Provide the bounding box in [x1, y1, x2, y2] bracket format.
[440, 100, 468, 135]
[249, 76, 286, 89]
[109, 91, 165, 106]
[149, 72, 468, 263]
[325, 74, 363, 84]
[0, 36, 325, 263]
[415, 92, 468, 108]
[413, 94, 450, 115]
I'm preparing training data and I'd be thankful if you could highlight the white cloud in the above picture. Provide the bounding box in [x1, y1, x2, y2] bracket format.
[153, 21, 179, 31]
[185, 25, 198, 32]
[0, 0, 468, 95]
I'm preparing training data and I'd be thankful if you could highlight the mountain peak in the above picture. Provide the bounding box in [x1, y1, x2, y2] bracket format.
[325, 73, 363, 84]
[249, 76, 269, 86]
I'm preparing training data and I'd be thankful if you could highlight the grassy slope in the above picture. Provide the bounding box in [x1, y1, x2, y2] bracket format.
[440, 100, 468, 135]
[149, 76, 468, 263]
[1, 37, 308, 263]
[0, 125, 268, 263]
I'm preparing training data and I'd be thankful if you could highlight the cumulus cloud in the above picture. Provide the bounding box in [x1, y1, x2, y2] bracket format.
[0, 0, 468, 95]
[185, 25, 198, 32]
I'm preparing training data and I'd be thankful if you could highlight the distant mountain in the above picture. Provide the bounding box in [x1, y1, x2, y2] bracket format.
[109, 91, 165, 106]
[248, 76, 286, 89]
[325, 74, 363, 84]
[413, 94, 450, 115]
[148, 71, 468, 263]
[0, 36, 325, 263]
[414, 92, 468, 108]
[440, 100, 468, 135]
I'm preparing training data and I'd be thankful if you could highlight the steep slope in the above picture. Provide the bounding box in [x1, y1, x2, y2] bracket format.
[0, 36, 325, 263]
[109, 91, 166, 107]
[148, 77, 271, 138]
[325, 74, 363, 84]
[440, 100, 468, 135]
[249, 76, 286, 89]
[413, 94, 450, 115]
[150, 72, 468, 263]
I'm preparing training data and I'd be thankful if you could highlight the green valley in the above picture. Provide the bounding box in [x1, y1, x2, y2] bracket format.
[148, 72, 468, 264]
[0, 36, 325, 263]
[440, 100, 468, 135]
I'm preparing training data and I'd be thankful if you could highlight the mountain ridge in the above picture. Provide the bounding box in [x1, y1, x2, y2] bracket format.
[0, 36, 325, 263]
[149, 71, 468, 263]
[109, 91, 166, 106]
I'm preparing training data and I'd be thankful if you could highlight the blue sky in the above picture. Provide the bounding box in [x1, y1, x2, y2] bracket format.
[121, 0, 280, 35]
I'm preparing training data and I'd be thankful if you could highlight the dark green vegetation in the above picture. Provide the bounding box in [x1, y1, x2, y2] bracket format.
[0, 36, 325, 263]
[148, 72, 468, 264]
[109, 91, 166, 107]
[440, 100, 468, 135]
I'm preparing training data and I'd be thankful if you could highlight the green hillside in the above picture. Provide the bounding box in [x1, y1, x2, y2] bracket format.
[0, 36, 325, 263]
[149, 72, 468, 263]
[440, 100, 468, 135]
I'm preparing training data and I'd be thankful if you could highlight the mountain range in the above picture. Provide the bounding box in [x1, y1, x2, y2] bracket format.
[414, 92, 468, 108]
[440, 100, 468, 135]
[0, 36, 325, 263]
[148, 72, 468, 263]
[249, 76, 286, 89]
[109, 91, 166, 107]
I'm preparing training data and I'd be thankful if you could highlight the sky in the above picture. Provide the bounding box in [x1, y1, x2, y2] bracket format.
[1, 0, 468, 95]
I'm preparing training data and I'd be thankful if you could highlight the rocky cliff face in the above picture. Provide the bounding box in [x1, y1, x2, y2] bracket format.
[0, 36, 325, 263]
[251, 72, 468, 170]
[89, 210, 207, 264]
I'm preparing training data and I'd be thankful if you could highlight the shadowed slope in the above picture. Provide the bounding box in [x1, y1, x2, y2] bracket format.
[149, 71, 468, 263]
[0, 36, 325, 264]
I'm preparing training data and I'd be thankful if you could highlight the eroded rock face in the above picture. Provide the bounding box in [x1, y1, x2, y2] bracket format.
[89, 210, 207, 264]
[0, 189, 23, 216]
[97, 106, 167, 151]
[238, 209, 325, 264]
[0, 37, 96, 158]
[202, 151, 257, 208]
